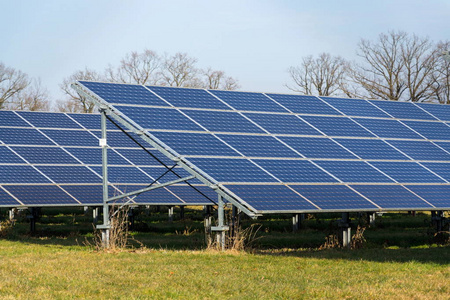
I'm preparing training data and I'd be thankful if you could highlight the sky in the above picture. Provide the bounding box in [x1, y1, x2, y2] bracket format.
[1, 0, 449, 103]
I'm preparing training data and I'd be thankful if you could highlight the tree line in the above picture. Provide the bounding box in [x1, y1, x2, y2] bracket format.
[287, 31, 450, 103]
[1, 30, 449, 113]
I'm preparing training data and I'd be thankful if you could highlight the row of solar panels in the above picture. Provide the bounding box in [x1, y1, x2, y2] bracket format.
[0, 110, 215, 207]
[73, 81, 450, 214]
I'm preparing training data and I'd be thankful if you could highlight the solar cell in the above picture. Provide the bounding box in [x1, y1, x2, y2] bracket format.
[0, 188, 21, 206]
[11, 146, 80, 164]
[350, 185, 432, 209]
[4, 185, 79, 205]
[148, 86, 231, 110]
[353, 118, 423, 139]
[387, 140, 450, 161]
[254, 159, 338, 183]
[368, 100, 437, 120]
[0, 128, 53, 145]
[243, 113, 322, 135]
[36, 166, 102, 184]
[79, 81, 169, 106]
[209, 90, 288, 112]
[117, 106, 204, 131]
[67, 113, 116, 130]
[182, 110, 265, 133]
[0, 111, 31, 127]
[91, 166, 152, 184]
[279, 137, 357, 159]
[415, 102, 450, 122]
[302, 116, 375, 137]
[41, 129, 99, 147]
[406, 185, 450, 208]
[315, 161, 393, 183]
[224, 185, 318, 211]
[115, 148, 173, 165]
[166, 185, 216, 204]
[121, 185, 184, 204]
[0, 165, 50, 183]
[290, 185, 378, 210]
[320, 96, 390, 118]
[17, 111, 81, 129]
[65, 148, 130, 165]
[60, 185, 116, 204]
[266, 94, 341, 115]
[420, 163, 450, 181]
[218, 134, 299, 158]
[151, 132, 238, 156]
[188, 157, 277, 182]
[369, 162, 445, 183]
[0, 146, 25, 164]
[401, 120, 450, 140]
[334, 138, 409, 160]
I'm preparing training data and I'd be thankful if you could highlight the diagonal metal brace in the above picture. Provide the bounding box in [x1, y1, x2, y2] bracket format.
[107, 175, 195, 203]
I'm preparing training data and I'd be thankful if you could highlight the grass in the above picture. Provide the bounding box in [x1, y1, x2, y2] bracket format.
[0, 207, 448, 299]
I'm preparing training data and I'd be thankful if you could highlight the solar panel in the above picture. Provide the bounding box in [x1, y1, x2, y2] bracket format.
[67, 81, 450, 214]
[0, 110, 220, 207]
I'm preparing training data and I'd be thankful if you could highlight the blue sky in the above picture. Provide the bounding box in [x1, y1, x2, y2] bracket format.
[1, 0, 449, 101]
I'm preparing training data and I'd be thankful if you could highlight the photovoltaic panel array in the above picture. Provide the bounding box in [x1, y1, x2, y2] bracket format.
[0, 110, 217, 207]
[74, 81, 450, 214]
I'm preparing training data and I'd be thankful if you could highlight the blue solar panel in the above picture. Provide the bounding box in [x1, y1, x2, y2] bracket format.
[117, 106, 204, 131]
[0, 111, 31, 127]
[244, 113, 322, 135]
[302, 116, 375, 137]
[91, 166, 153, 184]
[0, 128, 53, 145]
[387, 140, 450, 161]
[254, 159, 338, 183]
[79, 81, 170, 106]
[315, 161, 393, 183]
[334, 138, 409, 160]
[210, 90, 288, 112]
[280, 137, 357, 159]
[401, 121, 450, 140]
[115, 148, 172, 165]
[370, 162, 445, 183]
[182, 110, 265, 133]
[320, 97, 390, 118]
[406, 185, 450, 208]
[0, 146, 24, 164]
[11, 146, 80, 164]
[4, 185, 79, 205]
[148, 86, 231, 110]
[41, 129, 99, 147]
[368, 100, 437, 120]
[290, 185, 378, 210]
[17, 111, 81, 129]
[167, 185, 216, 204]
[67, 113, 116, 130]
[350, 185, 432, 209]
[218, 134, 299, 158]
[354, 118, 423, 139]
[415, 102, 450, 122]
[98, 131, 144, 148]
[0, 165, 50, 183]
[224, 185, 318, 211]
[151, 132, 238, 156]
[420, 163, 450, 181]
[188, 158, 277, 182]
[60, 185, 116, 204]
[36, 166, 101, 183]
[0, 187, 21, 206]
[433, 142, 450, 154]
[139, 167, 202, 184]
[266, 94, 341, 115]
[121, 185, 184, 204]
[65, 148, 130, 165]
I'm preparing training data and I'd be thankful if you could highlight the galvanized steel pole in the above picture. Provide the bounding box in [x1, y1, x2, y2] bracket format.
[100, 110, 110, 248]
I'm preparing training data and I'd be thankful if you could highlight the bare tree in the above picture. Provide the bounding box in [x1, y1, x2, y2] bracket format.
[58, 68, 103, 113]
[161, 52, 201, 87]
[106, 49, 161, 85]
[0, 62, 30, 109]
[430, 41, 450, 104]
[287, 53, 348, 96]
[202, 68, 240, 90]
[9, 79, 50, 111]
[351, 31, 408, 100]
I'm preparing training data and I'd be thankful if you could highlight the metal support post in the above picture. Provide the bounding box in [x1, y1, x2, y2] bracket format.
[180, 206, 185, 220]
[92, 207, 99, 224]
[97, 110, 110, 248]
[145, 205, 150, 216]
[367, 212, 376, 226]
[292, 213, 305, 232]
[204, 206, 212, 245]
[231, 205, 240, 238]
[339, 212, 351, 248]
[432, 211, 445, 232]
[168, 206, 174, 222]
[128, 207, 135, 231]
[83, 206, 89, 215]
[211, 195, 228, 250]
[28, 208, 39, 233]
[8, 208, 15, 223]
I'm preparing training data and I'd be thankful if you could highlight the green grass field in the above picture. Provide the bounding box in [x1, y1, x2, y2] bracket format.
[0, 208, 448, 299]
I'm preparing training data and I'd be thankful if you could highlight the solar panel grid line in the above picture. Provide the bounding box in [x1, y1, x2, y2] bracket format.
[415, 163, 449, 183]
[344, 185, 383, 209]
[401, 185, 437, 208]
[0, 185, 24, 206]
[361, 161, 399, 183]
[284, 185, 322, 210]
[412, 102, 444, 120]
